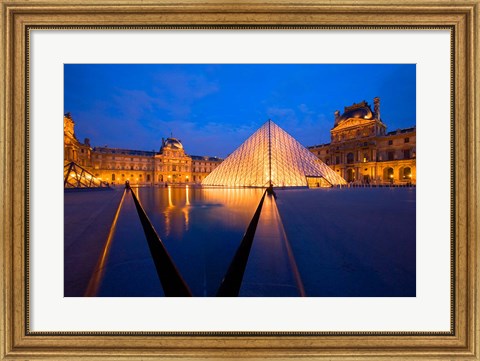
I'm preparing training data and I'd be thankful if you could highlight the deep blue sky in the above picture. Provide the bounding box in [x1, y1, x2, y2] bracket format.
[64, 64, 416, 158]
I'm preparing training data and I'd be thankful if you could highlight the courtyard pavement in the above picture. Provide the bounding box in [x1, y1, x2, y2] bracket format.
[240, 194, 306, 296]
[64, 186, 416, 297]
[64, 188, 124, 296]
[275, 187, 416, 296]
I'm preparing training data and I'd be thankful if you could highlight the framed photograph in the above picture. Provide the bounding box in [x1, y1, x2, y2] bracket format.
[1, 0, 478, 359]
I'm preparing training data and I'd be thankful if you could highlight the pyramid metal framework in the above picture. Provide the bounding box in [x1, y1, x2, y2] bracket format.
[202, 120, 347, 187]
[64, 162, 110, 189]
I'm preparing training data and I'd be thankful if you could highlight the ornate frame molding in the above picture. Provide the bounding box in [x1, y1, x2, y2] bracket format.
[1, 1, 478, 359]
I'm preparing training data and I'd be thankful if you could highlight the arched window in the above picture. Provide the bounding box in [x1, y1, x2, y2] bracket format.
[383, 167, 394, 181]
[346, 153, 354, 164]
[346, 168, 355, 182]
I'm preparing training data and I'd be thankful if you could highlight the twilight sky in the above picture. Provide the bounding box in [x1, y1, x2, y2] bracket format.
[64, 64, 416, 158]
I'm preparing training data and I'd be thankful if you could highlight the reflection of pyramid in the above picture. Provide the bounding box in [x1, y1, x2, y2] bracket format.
[202, 120, 346, 187]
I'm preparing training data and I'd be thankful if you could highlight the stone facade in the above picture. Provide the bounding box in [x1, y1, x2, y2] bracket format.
[63, 113, 93, 168]
[308, 98, 416, 185]
[64, 114, 222, 186]
[191, 155, 221, 183]
[65, 97, 416, 187]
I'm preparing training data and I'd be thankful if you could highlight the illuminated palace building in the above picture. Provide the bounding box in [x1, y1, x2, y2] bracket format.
[64, 97, 415, 186]
[64, 113, 222, 186]
[308, 97, 416, 184]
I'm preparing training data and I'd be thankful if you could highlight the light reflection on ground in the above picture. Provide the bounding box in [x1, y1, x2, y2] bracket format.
[68, 187, 416, 297]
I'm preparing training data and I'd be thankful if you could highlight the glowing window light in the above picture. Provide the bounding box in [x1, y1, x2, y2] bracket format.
[202, 120, 346, 187]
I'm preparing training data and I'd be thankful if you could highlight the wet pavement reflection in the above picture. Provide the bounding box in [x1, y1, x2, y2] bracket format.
[93, 187, 165, 297]
[240, 194, 306, 296]
[95, 187, 264, 296]
[70, 186, 416, 297]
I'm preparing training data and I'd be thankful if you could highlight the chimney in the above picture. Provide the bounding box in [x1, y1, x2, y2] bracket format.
[374, 97, 381, 120]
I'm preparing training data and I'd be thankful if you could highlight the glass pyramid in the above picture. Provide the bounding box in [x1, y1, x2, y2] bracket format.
[64, 162, 109, 188]
[202, 120, 346, 187]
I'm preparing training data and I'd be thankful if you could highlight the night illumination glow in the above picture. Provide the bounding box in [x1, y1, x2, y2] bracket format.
[202, 120, 347, 187]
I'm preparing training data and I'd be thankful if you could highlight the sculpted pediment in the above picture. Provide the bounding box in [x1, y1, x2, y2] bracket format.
[333, 117, 375, 131]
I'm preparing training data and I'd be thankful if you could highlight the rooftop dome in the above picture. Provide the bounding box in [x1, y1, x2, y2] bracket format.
[163, 137, 183, 150]
[337, 100, 374, 122]
[339, 107, 373, 121]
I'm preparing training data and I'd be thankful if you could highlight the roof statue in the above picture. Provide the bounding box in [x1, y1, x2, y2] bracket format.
[202, 120, 346, 187]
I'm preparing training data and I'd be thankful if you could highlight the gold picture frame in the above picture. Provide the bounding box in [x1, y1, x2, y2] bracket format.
[1, 0, 478, 359]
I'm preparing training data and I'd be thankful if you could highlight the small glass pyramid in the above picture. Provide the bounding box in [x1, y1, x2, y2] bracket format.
[202, 120, 346, 187]
[64, 162, 109, 188]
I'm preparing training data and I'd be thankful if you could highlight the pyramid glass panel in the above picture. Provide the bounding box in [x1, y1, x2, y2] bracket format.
[202, 120, 346, 187]
[64, 162, 109, 188]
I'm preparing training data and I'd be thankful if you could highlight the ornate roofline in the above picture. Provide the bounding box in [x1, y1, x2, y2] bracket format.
[331, 118, 382, 133]
[344, 100, 370, 113]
